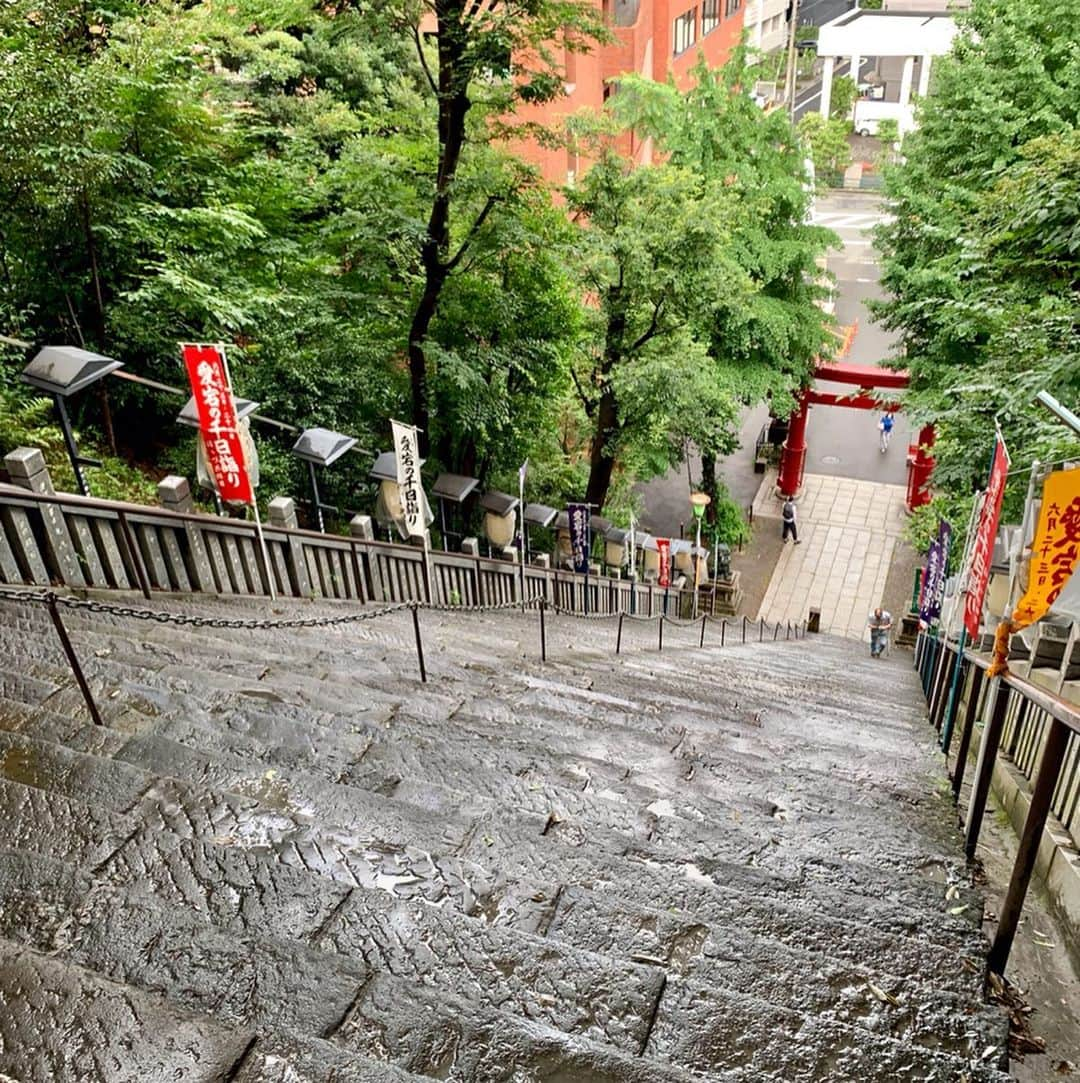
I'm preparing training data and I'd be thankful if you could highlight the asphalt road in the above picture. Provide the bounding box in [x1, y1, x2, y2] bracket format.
[793, 58, 874, 122]
[805, 191, 908, 485]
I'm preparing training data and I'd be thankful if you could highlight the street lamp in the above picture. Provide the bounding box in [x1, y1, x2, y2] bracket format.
[291, 427, 358, 533]
[478, 490, 519, 556]
[690, 491, 711, 618]
[523, 503, 557, 562]
[21, 346, 124, 496]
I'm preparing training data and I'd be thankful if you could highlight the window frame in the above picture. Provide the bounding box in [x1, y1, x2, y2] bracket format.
[702, 0, 720, 34]
[672, 7, 697, 56]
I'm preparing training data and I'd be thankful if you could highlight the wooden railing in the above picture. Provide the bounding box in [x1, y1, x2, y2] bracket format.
[0, 480, 720, 618]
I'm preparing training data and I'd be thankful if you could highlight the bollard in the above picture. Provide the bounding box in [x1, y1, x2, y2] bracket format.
[410, 603, 427, 683]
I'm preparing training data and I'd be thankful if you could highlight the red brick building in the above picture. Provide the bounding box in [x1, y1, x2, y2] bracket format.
[518, 0, 746, 183]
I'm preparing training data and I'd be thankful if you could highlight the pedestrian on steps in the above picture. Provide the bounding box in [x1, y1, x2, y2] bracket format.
[781, 498, 800, 544]
[878, 412, 895, 453]
[868, 607, 893, 657]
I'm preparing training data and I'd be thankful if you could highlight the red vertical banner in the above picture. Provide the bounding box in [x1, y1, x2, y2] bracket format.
[657, 538, 671, 589]
[964, 436, 1010, 639]
[182, 343, 253, 506]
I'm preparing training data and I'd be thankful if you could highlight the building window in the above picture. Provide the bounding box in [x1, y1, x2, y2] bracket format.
[724, 0, 741, 15]
[673, 8, 696, 55]
[702, 0, 720, 33]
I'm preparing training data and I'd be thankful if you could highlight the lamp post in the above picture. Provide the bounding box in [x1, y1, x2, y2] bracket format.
[431, 473, 480, 551]
[690, 491, 711, 620]
[21, 346, 124, 496]
[291, 427, 358, 533]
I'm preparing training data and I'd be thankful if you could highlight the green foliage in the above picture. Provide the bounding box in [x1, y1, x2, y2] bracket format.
[829, 76, 857, 121]
[873, 0, 1080, 507]
[705, 483, 749, 548]
[797, 113, 853, 183]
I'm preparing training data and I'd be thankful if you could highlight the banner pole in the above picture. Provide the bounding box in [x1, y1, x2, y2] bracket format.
[250, 499, 277, 601]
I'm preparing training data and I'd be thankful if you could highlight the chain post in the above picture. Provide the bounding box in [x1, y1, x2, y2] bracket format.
[410, 602, 427, 683]
[616, 612, 624, 655]
[658, 613, 664, 653]
[539, 597, 547, 662]
[699, 615, 706, 649]
[759, 618, 764, 642]
[742, 616, 747, 643]
[45, 593, 104, 727]
[721, 619, 726, 648]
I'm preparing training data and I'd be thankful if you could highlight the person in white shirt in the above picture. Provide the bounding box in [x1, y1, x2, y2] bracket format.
[868, 607, 892, 657]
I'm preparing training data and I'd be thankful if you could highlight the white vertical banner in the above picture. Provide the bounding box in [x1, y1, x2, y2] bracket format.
[390, 419, 427, 540]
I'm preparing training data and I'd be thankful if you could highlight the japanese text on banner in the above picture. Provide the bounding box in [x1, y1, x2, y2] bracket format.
[567, 504, 590, 574]
[1013, 468, 1080, 630]
[964, 437, 1010, 639]
[181, 344, 252, 505]
[390, 420, 426, 539]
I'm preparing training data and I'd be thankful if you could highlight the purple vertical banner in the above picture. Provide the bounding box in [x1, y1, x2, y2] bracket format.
[567, 503, 590, 575]
[919, 520, 951, 625]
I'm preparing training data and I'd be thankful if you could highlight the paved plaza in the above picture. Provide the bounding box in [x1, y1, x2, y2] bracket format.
[754, 470, 909, 640]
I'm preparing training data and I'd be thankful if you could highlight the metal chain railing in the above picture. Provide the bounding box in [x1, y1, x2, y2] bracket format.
[0, 585, 806, 731]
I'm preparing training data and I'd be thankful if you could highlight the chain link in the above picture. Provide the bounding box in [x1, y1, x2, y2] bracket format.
[0, 585, 805, 639]
[0, 586, 539, 631]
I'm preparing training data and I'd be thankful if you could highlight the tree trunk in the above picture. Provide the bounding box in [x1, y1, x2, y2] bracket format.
[585, 386, 619, 511]
[407, 7, 471, 456]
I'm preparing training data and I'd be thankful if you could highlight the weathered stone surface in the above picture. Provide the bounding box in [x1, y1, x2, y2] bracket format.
[0, 939, 252, 1083]
[0, 594, 1011, 1080]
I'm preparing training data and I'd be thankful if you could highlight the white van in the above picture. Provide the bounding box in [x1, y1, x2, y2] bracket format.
[853, 100, 914, 137]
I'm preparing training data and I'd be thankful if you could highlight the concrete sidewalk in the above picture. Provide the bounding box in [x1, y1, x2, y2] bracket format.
[753, 470, 908, 640]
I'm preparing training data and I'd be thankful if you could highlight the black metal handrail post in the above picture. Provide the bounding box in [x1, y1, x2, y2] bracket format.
[45, 594, 104, 726]
[951, 664, 984, 801]
[965, 680, 1011, 861]
[410, 602, 427, 683]
[988, 715, 1071, 976]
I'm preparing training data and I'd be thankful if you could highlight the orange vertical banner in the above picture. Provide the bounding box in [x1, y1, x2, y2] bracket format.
[1012, 468, 1080, 630]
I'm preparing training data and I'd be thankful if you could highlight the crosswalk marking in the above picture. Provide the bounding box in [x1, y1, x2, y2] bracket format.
[813, 212, 894, 231]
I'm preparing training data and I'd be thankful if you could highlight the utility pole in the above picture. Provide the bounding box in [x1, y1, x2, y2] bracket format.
[784, 0, 802, 122]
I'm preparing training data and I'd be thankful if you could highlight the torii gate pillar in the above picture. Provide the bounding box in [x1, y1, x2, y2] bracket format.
[777, 392, 810, 499]
[906, 423, 936, 510]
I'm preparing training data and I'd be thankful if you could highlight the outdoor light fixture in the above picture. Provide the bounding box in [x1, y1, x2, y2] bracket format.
[291, 427, 358, 533]
[1035, 391, 1080, 438]
[432, 473, 480, 551]
[603, 526, 629, 572]
[369, 450, 434, 540]
[523, 502, 557, 560]
[177, 394, 259, 428]
[478, 490, 519, 554]
[21, 346, 125, 496]
[689, 491, 712, 615]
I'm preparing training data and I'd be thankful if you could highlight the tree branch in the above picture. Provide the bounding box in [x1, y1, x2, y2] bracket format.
[570, 364, 597, 417]
[629, 295, 666, 353]
[411, 22, 438, 96]
[443, 194, 502, 272]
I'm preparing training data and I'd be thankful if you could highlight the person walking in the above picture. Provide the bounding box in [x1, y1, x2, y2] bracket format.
[781, 498, 800, 544]
[868, 606, 893, 657]
[878, 412, 894, 453]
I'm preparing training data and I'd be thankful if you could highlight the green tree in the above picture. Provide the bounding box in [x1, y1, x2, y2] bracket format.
[797, 113, 852, 183]
[872, 0, 1080, 511]
[829, 75, 857, 121]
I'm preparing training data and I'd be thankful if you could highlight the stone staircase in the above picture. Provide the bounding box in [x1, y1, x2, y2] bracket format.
[0, 593, 1010, 1081]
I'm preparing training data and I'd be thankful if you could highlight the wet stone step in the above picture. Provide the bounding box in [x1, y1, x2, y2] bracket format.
[460, 817, 987, 1001]
[0, 853, 368, 1038]
[314, 887, 666, 1055]
[0, 937, 253, 1083]
[111, 732, 473, 854]
[328, 972, 718, 1083]
[230, 1033, 434, 1083]
[644, 971, 1009, 1080]
[545, 883, 1005, 1058]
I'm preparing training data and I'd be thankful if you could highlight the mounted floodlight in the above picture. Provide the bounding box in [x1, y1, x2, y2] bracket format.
[290, 427, 358, 533]
[21, 346, 125, 496]
[177, 394, 259, 428]
[432, 473, 480, 551]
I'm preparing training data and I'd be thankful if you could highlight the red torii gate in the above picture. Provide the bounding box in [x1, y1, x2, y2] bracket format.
[777, 358, 935, 511]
